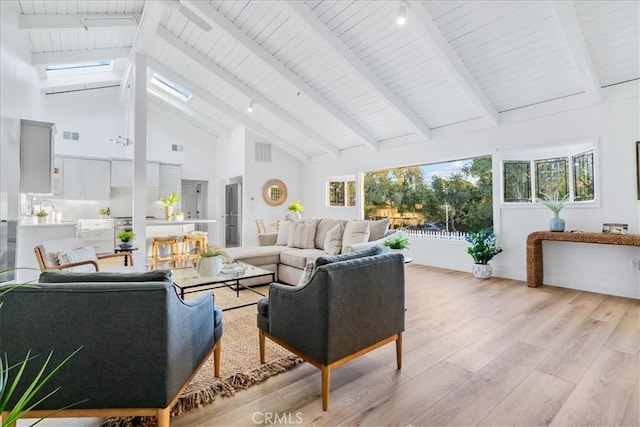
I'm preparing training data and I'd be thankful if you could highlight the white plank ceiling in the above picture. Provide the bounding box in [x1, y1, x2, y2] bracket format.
[11, 0, 640, 161]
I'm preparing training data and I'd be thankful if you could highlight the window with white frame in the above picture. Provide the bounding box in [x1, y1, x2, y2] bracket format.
[502, 143, 595, 204]
[328, 179, 356, 207]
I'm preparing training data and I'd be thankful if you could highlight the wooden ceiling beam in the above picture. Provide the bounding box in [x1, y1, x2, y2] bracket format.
[408, 3, 500, 125]
[148, 59, 309, 162]
[285, 1, 431, 141]
[157, 27, 340, 158]
[551, 1, 602, 104]
[186, 0, 379, 151]
[147, 87, 229, 137]
[118, 1, 164, 103]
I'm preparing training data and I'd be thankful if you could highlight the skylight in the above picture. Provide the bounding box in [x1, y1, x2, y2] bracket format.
[45, 60, 112, 71]
[150, 73, 192, 101]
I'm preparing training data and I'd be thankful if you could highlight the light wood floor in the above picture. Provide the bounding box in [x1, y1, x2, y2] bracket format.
[20, 265, 640, 426]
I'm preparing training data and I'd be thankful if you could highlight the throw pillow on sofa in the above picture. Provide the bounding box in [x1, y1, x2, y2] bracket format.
[275, 220, 291, 246]
[342, 220, 370, 252]
[323, 222, 344, 255]
[368, 218, 391, 241]
[314, 218, 347, 250]
[288, 219, 318, 249]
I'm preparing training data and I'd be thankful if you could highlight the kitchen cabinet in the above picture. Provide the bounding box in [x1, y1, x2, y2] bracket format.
[110, 160, 161, 188]
[20, 119, 55, 193]
[110, 160, 133, 187]
[77, 219, 115, 254]
[146, 162, 159, 187]
[62, 157, 110, 200]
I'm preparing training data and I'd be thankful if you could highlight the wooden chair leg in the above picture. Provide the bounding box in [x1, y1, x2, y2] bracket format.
[259, 329, 266, 364]
[214, 340, 221, 378]
[321, 365, 330, 411]
[157, 407, 170, 427]
[2, 411, 16, 427]
[396, 332, 403, 370]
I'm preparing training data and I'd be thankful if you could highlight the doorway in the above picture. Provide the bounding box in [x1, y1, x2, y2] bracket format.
[181, 180, 208, 232]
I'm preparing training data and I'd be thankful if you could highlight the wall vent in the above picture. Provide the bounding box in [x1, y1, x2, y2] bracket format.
[171, 144, 184, 152]
[255, 142, 271, 162]
[62, 131, 79, 140]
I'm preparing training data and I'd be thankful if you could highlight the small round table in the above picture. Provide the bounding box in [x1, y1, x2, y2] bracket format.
[114, 247, 138, 266]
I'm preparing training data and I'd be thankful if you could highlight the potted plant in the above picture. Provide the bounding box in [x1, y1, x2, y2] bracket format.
[196, 246, 229, 276]
[117, 230, 135, 249]
[35, 209, 48, 224]
[287, 200, 304, 220]
[465, 229, 503, 279]
[383, 233, 410, 251]
[172, 211, 185, 222]
[538, 190, 568, 232]
[98, 207, 110, 219]
[159, 192, 180, 221]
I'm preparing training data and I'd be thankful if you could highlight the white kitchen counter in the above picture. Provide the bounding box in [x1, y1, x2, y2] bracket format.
[18, 220, 78, 228]
[146, 219, 217, 226]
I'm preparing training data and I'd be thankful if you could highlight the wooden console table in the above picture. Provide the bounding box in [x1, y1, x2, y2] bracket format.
[526, 231, 640, 287]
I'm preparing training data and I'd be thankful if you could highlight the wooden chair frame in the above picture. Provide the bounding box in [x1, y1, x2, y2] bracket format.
[34, 246, 134, 272]
[259, 330, 402, 411]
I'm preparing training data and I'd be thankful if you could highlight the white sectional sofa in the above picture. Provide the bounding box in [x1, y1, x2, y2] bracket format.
[225, 218, 400, 285]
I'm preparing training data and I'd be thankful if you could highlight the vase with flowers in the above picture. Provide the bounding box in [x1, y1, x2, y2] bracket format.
[287, 200, 304, 221]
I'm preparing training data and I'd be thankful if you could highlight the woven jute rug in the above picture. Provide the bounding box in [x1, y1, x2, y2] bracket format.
[102, 284, 303, 427]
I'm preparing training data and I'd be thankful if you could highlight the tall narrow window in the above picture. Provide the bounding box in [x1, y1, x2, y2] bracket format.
[573, 150, 594, 201]
[503, 161, 531, 203]
[346, 181, 356, 206]
[535, 157, 568, 199]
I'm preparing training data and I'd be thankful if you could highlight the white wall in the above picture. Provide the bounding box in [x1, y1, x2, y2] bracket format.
[213, 127, 245, 246]
[0, 0, 44, 220]
[304, 91, 640, 299]
[243, 129, 303, 246]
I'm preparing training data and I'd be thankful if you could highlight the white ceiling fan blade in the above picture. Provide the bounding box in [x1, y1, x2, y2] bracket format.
[176, 1, 212, 32]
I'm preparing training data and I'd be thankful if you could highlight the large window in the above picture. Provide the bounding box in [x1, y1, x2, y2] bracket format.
[363, 156, 493, 232]
[502, 145, 595, 204]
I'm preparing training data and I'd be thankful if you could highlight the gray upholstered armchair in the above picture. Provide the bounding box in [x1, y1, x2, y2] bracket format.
[257, 248, 405, 410]
[0, 270, 222, 427]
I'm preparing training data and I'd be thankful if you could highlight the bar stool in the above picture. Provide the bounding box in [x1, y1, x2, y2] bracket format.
[181, 232, 209, 267]
[150, 235, 179, 270]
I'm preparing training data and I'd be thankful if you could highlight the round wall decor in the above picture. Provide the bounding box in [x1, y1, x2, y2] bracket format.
[263, 179, 287, 206]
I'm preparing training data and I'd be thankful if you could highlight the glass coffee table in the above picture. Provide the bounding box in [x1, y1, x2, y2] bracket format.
[171, 262, 275, 311]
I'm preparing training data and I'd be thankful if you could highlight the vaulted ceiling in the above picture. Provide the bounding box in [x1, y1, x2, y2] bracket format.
[12, 0, 640, 161]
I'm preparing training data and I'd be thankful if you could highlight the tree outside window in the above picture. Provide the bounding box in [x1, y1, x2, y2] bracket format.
[363, 156, 493, 232]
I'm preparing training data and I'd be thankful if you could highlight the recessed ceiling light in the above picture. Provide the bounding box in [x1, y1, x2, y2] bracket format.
[247, 101, 254, 113]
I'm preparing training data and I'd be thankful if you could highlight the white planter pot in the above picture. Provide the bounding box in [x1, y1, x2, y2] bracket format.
[472, 264, 492, 279]
[197, 256, 223, 276]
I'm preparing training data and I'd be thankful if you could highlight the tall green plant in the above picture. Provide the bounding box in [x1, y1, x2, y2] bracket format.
[0, 271, 82, 426]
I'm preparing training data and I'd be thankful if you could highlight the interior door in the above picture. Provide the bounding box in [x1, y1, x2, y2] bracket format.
[181, 180, 207, 232]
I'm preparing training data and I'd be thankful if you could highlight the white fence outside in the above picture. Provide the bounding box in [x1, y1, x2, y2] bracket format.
[402, 228, 469, 241]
